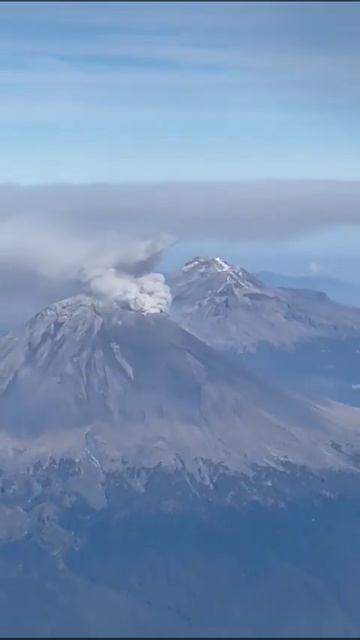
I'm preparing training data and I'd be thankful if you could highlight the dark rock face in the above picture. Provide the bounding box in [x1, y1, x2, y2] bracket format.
[2, 486, 360, 637]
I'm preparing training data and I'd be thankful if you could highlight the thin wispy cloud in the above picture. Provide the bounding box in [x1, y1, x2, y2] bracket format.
[0, 2, 359, 181]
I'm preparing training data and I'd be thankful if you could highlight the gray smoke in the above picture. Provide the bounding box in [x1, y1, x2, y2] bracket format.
[78, 236, 174, 313]
[1, 180, 359, 327]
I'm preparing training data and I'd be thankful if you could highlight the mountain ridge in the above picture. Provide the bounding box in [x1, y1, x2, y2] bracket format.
[169, 256, 360, 352]
[258, 270, 360, 307]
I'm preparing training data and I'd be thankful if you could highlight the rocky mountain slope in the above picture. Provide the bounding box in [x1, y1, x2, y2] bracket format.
[0, 292, 358, 477]
[169, 256, 360, 352]
[258, 270, 360, 308]
[169, 257, 360, 405]
[0, 291, 357, 556]
[0, 292, 360, 636]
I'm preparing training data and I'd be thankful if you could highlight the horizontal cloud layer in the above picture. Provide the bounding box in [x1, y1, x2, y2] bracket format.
[0, 180, 359, 240]
[0, 180, 359, 327]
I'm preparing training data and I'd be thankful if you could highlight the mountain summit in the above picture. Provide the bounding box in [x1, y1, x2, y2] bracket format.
[181, 256, 264, 291]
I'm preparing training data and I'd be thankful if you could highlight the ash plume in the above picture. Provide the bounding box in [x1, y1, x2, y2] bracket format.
[79, 235, 174, 313]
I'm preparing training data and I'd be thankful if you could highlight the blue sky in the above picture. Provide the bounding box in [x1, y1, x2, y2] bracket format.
[0, 0, 360, 306]
[1, 1, 360, 182]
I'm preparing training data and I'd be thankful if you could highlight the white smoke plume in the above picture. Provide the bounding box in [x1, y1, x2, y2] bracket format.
[83, 268, 171, 313]
[0, 208, 175, 323]
[79, 235, 174, 314]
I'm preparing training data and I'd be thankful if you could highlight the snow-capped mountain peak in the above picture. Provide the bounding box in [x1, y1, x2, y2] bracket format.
[182, 256, 262, 290]
[183, 256, 232, 273]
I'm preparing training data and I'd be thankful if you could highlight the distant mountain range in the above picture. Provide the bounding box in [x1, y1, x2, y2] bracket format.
[257, 270, 360, 307]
